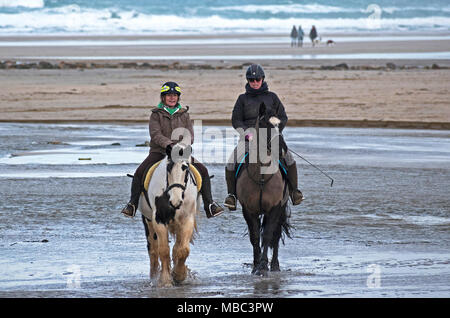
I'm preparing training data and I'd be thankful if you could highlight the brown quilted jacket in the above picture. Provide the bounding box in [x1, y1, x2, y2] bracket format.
[148, 106, 194, 154]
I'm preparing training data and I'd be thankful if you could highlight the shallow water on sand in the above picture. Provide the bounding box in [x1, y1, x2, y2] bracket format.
[0, 123, 449, 297]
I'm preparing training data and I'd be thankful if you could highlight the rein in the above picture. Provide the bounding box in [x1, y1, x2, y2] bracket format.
[246, 115, 277, 186]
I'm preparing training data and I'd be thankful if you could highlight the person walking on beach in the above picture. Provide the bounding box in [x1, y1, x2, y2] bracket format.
[121, 81, 223, 218]
[223, 64, 304, 210]
[290, 25, 298, 47]
[297, 25, 304, 47]
[309, 25, 318, 47]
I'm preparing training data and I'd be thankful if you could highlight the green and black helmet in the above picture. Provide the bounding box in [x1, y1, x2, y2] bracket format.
[160, 82, 181, 96]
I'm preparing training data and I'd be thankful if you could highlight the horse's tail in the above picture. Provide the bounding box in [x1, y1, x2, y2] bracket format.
[279, 203, 292, 245]
[142, 215, 151, 252]
[262, 202, 292, 248]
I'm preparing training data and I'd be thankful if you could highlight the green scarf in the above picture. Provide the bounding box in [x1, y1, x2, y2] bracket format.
[158, 102, 181, 115]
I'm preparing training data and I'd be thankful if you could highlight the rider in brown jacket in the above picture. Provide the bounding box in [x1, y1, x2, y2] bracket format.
[121, 81, 223, 218]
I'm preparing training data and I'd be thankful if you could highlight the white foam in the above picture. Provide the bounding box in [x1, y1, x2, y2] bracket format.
[212, 4, 353, 14]
[1, 8, 450, 34]
[0, 0, 44, 8]
[212, 4, 450, 15]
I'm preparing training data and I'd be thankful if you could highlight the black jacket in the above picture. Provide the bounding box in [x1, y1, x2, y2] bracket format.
[232, 82, 288, 132]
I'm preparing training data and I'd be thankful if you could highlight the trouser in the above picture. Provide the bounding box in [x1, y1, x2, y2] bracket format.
[128, 152, 213, 209]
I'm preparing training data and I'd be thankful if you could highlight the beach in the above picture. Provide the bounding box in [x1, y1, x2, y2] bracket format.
[1, 33, 449, 129]
[1, 31, 450, 299]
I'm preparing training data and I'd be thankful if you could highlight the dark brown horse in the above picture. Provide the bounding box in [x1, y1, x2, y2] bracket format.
[236, 103, 291, 276]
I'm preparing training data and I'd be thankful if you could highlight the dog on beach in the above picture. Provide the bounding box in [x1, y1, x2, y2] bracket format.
[313, 36, 322, 46]
[326, 39, 335, 46]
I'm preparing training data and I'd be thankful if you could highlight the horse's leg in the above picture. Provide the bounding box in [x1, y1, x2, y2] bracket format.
[153, 223, 172, 287]
[272, 203, 291, 271]
[256, 206, 282, 276]
[142, 216, 160, 279]
[270, 239, 280, 272]
[269, 205, 281, 272]
[243, 207, 261, 274]
[172, 215, 194, 284]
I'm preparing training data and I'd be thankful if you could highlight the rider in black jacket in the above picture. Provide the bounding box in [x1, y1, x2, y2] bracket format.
[232, 81, 287, 132]
[224, 64, 303, 210]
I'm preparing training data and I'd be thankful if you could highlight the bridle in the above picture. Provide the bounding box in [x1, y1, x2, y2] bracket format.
[165, 159, 192, 209]
[246, 114, 279, 185]
[244, 113, 287, 213]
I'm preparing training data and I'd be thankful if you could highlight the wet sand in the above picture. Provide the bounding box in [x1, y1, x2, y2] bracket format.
[0, 33, 449, 129]
[0, 124, 449, 298]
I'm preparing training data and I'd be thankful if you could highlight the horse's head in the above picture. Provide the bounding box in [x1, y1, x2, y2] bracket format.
[258, 102, 278, 130]
[256, 103, 288, 159]
[165, 143, 192, 210]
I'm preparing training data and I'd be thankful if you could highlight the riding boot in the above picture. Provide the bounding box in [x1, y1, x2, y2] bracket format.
[286, 163, 304, 205]
[224, 168, 237, 211]
[121, 175, 141, 217]
[199, 172, 224, 218]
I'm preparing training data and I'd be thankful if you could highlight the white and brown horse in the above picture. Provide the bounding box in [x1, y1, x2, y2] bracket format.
[139, 144, 200, 287]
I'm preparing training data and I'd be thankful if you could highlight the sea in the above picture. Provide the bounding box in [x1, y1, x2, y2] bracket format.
[0, 0, 449, 35]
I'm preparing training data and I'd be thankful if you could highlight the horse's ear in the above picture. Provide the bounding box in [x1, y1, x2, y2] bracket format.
[259, 102, 266, 117]
[185, 145, 192, 157]
[166, 144, 172, 160]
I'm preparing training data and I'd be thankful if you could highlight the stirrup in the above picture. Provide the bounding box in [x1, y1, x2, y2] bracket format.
[224, 194, 237, 210]
[207, 202, 224, 218]
[291, 190, 304, 206]
[121, 203, 136, 218]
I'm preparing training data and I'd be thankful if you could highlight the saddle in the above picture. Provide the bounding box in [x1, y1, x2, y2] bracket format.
[234, 152, 288, 180]
[143, 160, 202, 193]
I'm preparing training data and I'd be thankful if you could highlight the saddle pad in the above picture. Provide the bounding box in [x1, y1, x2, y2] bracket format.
[143, 160, 202, 192]
[235, 152, 288, 179]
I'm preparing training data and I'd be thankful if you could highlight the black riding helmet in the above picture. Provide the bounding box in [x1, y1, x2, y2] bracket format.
[246, 64, 265, 80]
[160, 81, 181, 96]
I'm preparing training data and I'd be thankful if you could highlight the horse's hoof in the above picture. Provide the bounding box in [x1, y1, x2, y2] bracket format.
[158, 282, 173, 288]
[172, 274, 187, 285]
[158, 278, 173, 288]
[254, 269, 268, 277]
[270, 262, 280, 272]
[253, 266, 268, 277]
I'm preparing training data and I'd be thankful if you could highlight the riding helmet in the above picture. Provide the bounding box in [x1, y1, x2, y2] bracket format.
[160, 82, 181, 96]
[246, 64, 265, 80]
